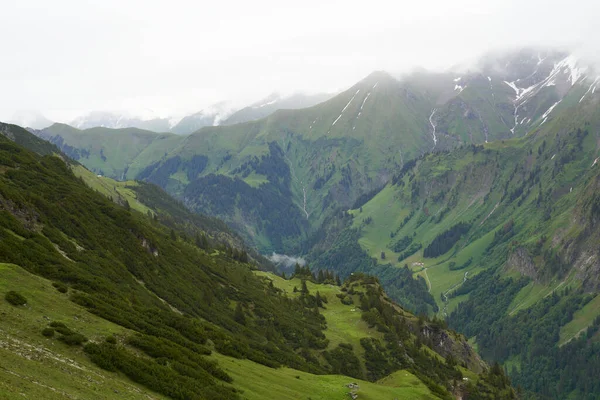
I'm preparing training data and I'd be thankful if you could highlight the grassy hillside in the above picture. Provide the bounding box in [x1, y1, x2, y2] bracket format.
[0, 263, 168, 400]
[0, 261, 434, 400]
[0, 127, 514, 399]
[38, 123, 180, 179]
[321, 93, 600, 397]
[212, 353, 436, 400]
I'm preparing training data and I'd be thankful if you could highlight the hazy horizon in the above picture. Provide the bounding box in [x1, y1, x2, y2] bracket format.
[2, 0, 598, 123]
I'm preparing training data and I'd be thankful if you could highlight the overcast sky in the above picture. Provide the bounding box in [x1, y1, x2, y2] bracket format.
[1, 0, 598, 122]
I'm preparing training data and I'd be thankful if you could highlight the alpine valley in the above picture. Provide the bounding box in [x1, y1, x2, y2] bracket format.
[0, 122, 511, 400]
[2, 46, 600, 399]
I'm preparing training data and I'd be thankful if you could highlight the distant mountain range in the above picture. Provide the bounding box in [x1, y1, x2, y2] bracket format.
[7, 92, 334, 134]
[35, 48, 597, 252]
[58, 92, 335, 135]
[221, 92, 336, 126]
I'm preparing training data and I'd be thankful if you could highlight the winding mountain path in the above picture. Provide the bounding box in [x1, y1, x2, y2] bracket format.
[441, 271, 469, 317]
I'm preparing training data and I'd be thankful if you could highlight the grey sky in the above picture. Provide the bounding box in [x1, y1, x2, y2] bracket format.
[1, 0, 597, 122]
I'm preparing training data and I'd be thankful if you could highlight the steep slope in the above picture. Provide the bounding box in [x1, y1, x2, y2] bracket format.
[320, 86, 600, 398]
[1, 122, 62, 156]
[222, 92, 335, 126]
[34, 49, 599, 259]
[408, 48, 593, 145]
[62, 71, 436, 252]
[0, 263, 169, 400]
[4, 122, 270, 269]
[37, 123, 182, 179]
[0, 129, 512, 399]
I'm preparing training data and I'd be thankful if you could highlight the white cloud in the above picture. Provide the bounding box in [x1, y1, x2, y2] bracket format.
[1, 0, 598, 122]
[268, 253, 306, 268]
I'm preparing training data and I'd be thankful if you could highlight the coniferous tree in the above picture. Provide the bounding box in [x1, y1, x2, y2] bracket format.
[317, 270, 325, 283]
[301, 279, 309, 294]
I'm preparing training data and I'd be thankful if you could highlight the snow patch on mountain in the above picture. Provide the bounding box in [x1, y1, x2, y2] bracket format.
[542, 101, 561, 120]
[253, 97, 279, 109]
[580, 77, 600, 103]
[332, 89, 360, 127]
[540, 100, 562, 125]
[454, 84, 466, 94]
[360, 93, 371, 111]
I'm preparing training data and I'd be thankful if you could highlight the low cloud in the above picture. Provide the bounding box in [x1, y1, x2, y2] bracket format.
[268, 253, 306, 269]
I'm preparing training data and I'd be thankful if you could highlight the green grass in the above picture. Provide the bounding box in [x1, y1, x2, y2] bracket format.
[445, 293, 469, 315]
[0, 263, 166, 400]
[508, 269, 579, 316]
[507, 281, 550, 315]
[426, 230, 494, 311]
[559, 294, 600, 345]
[254, 272, 379, 353]
[72, 165, 153, 215]
[212, 353, 436, 400]
[350, 178, 496, 311]
[242, 172, 269, 188]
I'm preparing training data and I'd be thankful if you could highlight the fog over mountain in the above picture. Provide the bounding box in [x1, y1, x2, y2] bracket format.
[1, 0, 598, 123]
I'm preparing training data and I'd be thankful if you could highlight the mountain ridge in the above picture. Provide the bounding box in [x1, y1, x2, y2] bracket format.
[0, 122, 513, 399]
[35, 48, 600, 256]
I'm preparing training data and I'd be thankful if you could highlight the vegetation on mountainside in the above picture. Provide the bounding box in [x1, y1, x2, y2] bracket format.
[18, 57, 600, 399]
[448, 272, 600, 399]
[1, 122, 61, 155]
[0, 262, 170, 400]
[310, 224, 437, 315]
[0, 134, 329, 399]
[260, 270, 515, 399]
[5, 290, 27, 306]
[329, 100, 600, 399]
[182, 142, 308, 252]
[0, 126, 514, 399]
[423, 222, 471, 258]
[36, 52, 582, 257]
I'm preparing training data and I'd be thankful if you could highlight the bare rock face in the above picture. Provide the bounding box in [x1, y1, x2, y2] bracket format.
[420, 324, 486, 373]
[505, 247, 538, 282]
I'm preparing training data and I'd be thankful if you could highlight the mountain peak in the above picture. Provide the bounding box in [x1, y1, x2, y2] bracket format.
[359, 70, 397, 86]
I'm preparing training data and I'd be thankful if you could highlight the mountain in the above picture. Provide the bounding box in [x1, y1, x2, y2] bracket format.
[221, 92, 336, 126]
[0, 122, 512, 399]
[402, 48, 591, 144]
[71, 110, 175, 132]
[34, 123, 181, 179]
[27, 47, 600, 398]
[67, 93, 335, 135]
[8, 110, 53, 129]
[311, 82, 600, 397]
[170, 101, 236, 135]
[1, 122, 61, 155]
[36, 49, 599, 256]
